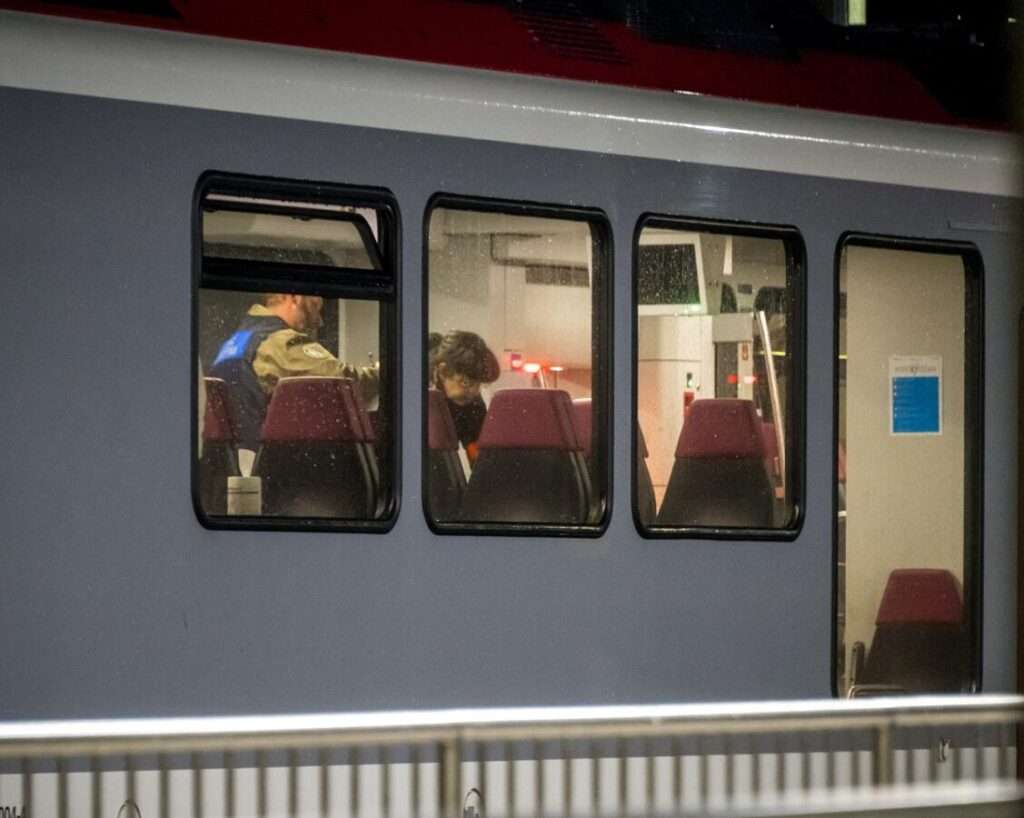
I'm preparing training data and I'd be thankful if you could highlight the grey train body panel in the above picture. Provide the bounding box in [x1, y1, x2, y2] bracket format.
[0, 86, 1017, 718]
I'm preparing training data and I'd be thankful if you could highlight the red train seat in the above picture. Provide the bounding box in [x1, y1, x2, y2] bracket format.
[199, 377, 240, 515]
[854, 568, 966, 694]
[255, 377, 380, 518]
[460, 389, 593, 524]
[656, 398, 773, 527]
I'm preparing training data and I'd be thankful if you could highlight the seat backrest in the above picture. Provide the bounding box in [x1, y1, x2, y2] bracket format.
[875, 569, 963, 627]
[460, 389, 592, 524]
[198, 377, 240, 515]
[426, 389, 466, 521]
[255, 377, 378, 518]
[657, 398, 773, 527]
[202, 377, 238, 445]
[862, 569, 965, 692]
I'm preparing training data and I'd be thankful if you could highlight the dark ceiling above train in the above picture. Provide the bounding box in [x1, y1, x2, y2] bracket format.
[8, 0, 1020, 127]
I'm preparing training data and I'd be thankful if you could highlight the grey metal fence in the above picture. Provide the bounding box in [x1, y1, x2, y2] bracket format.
[0, 695, 1021, 818]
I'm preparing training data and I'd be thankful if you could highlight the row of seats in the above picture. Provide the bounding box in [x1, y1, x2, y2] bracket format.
[200, 377, 382, 518]
[206, 380, 774, 525]
[428, 391, 775, 528]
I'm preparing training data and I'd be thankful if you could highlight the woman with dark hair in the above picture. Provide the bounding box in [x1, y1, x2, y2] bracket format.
[428, 330, 500, 463]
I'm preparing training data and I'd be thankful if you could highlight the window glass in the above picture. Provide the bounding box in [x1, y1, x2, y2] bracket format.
[203, 206, 380, 271]
[634, 222, 802, 533]
[837, 241, 979, 696]
[425, 202, 608, 530]
[195, 180, 396, 527]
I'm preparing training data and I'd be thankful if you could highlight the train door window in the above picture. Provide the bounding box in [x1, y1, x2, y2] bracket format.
[193, 174, 399, 530]
[633, 218, 804, 536]
[424, 197, 610, 533]
[836, 237, 981, 696]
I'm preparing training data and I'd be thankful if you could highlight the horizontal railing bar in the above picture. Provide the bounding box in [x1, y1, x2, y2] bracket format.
[1, 695, 1020, 760]
[0, 728, 461, 760]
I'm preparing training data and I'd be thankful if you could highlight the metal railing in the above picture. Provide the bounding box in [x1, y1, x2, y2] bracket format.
[0, 695, 1021, 818]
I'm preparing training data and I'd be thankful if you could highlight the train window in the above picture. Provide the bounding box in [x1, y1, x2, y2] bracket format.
[836, 237, 981, 697]
[424, 198, 610, 533]
[193, 174, 399, 530]
[634, 219, 804, 536]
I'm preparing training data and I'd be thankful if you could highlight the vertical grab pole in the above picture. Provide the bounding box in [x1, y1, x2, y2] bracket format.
[756, 309, 786, 494]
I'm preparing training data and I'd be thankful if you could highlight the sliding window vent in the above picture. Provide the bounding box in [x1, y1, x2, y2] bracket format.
[514, 0, 627, 65]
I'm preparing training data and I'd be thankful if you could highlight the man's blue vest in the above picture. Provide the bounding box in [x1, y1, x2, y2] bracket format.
[209, 313, 289, 451]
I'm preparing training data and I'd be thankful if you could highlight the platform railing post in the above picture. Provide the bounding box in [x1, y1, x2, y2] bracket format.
[872, 722, 894, 786]
[441, 737, 461, 818]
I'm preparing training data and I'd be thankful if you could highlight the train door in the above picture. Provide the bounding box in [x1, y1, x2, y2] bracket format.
[837, 237, 982, 696]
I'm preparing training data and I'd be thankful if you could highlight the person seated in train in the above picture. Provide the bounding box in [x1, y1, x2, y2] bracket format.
[210, 293, 378, 451]
[428, 330, 500, 465]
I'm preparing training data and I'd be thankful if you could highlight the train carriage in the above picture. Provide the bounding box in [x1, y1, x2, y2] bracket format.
[0, 6, 1019, 720]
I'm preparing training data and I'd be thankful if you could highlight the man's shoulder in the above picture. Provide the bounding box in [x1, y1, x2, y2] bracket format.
[259, 327, 307, 351]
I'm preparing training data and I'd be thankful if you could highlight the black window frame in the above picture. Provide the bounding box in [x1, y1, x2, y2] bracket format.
[632, 214, 807, 540]
[191, 171, 401, 533]
[422, 193, 613, 537]
[831, 232, 984, 696]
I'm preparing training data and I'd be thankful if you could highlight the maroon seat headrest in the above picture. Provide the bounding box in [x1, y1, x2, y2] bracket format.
[202, 377, 237, 443]
[427, 389, 459, 451]
[876, 569, 963, 626]
[261, 377, 373, 443]
[572, 398, 592, 459]
[477, 389, 581, 451]
[677, 399, 765, 459]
